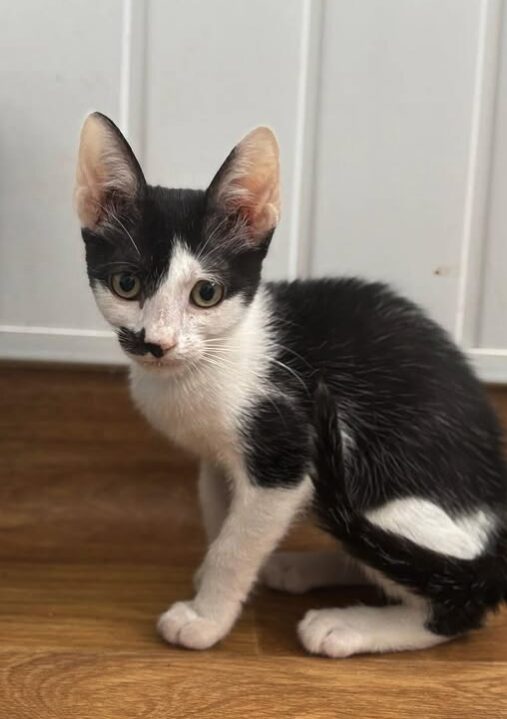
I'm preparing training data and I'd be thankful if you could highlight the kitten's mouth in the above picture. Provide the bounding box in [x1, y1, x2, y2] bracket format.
[133, 355, 184, 371]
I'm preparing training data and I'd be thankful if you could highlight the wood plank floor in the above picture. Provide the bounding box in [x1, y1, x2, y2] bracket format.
[1, 364, 506, 718]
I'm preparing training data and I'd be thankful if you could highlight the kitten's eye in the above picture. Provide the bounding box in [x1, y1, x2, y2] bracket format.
[110, 272, 141, 300]
[190, 280, 225, 308]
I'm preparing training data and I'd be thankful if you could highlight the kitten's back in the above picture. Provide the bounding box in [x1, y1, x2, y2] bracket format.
[266, 278, 507, 513]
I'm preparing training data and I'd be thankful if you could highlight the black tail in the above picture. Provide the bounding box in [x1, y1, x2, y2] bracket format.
[311, 379, 358, 538]
[311, 379, 507, 632]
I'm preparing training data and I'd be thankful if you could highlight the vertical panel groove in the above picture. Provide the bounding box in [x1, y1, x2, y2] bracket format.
[287, 0, 324, 279]
[454, 0, 503, 346]
[119, 0, 148, 162]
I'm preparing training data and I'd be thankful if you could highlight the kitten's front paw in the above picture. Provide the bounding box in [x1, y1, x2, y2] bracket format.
[157, 601, 226, 650]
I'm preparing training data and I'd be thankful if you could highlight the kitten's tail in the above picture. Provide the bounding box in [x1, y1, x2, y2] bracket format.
[310, 379, 358, 539]
[311, 379, 507, 616]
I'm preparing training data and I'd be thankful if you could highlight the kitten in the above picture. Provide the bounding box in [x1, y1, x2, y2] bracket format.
[74, 112, 507, 657]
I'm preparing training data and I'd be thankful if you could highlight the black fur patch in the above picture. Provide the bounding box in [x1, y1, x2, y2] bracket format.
[117, 327, 164, 358]
[241, 398, 311, 488]
[266, 279, 507, 515]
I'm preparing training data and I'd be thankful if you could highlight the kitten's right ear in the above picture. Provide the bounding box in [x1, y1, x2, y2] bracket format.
[74, 112, 145, 230]
[206, 127, 280, 247]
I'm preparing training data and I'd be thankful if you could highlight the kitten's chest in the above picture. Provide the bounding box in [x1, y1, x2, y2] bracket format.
[129, 366, 243, 461]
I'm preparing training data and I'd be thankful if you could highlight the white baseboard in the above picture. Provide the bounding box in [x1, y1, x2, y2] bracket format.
[468, 348, 507, 384]
[0, 325, 126, 365]
[1, 326, 507, 383]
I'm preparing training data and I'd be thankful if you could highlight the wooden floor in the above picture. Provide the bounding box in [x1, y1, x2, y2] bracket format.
[1, 364, 506, 718]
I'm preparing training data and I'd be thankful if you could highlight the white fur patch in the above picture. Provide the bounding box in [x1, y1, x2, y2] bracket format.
[140, 241, 204, 348]
[365, 498, 494, 560]
[129, 279, 276, 462]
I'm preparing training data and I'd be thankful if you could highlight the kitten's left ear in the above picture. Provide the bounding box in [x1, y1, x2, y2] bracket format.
[74, 112, 145, 230]
[206, 127, 280, 244]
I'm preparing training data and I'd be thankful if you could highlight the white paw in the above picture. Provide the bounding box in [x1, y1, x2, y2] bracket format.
[261, 552, 313, 594]
[157, 601, 226, 650]
[298, 609, 364, 658]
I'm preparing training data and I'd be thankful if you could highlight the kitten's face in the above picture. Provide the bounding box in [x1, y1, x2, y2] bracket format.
[75, 114, 280, 373]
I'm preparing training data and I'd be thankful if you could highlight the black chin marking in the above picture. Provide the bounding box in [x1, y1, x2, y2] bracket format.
[117, 327, 163, 357]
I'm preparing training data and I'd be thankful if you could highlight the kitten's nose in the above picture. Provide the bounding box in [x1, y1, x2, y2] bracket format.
[144, 337, 177, 358]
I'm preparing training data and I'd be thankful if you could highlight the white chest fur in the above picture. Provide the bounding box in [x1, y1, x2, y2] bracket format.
[129, 289, 274, 466]
[130, 362, 242, 462]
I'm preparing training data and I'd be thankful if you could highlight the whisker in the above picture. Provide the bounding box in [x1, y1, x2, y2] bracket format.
[267, 357, 309, 395]
[196, 214, 230, 261]
[94, 200, 141, 257]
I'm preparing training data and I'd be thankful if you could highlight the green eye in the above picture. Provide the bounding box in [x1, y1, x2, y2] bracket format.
[190, 280, 225, 308]
[111, 272, 141, 300]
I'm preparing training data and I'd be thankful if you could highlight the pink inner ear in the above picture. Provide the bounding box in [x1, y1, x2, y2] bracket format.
[75, 155, 110, 228]
[217, 127, 280, 238]
[241, 178, 279, 236]
[74, 114, 140, 230]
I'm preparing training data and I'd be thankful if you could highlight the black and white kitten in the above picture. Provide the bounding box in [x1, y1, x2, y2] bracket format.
[75, 112, 507, 657]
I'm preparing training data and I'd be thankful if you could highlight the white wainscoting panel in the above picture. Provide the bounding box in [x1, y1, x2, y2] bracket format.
[1, 0, 507, 380]
[0, 0, 125, 362]
[308, 0, 486, 335]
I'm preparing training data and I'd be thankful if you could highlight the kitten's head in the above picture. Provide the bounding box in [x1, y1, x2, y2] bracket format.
[74, 112, 279, 372]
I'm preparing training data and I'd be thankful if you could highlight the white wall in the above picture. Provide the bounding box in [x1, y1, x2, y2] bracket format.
[0, 0, 506, 381]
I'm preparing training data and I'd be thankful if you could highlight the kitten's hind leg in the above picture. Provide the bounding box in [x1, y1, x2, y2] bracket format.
[261, 550, 369, 594]
[298, 602, 448, 658]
